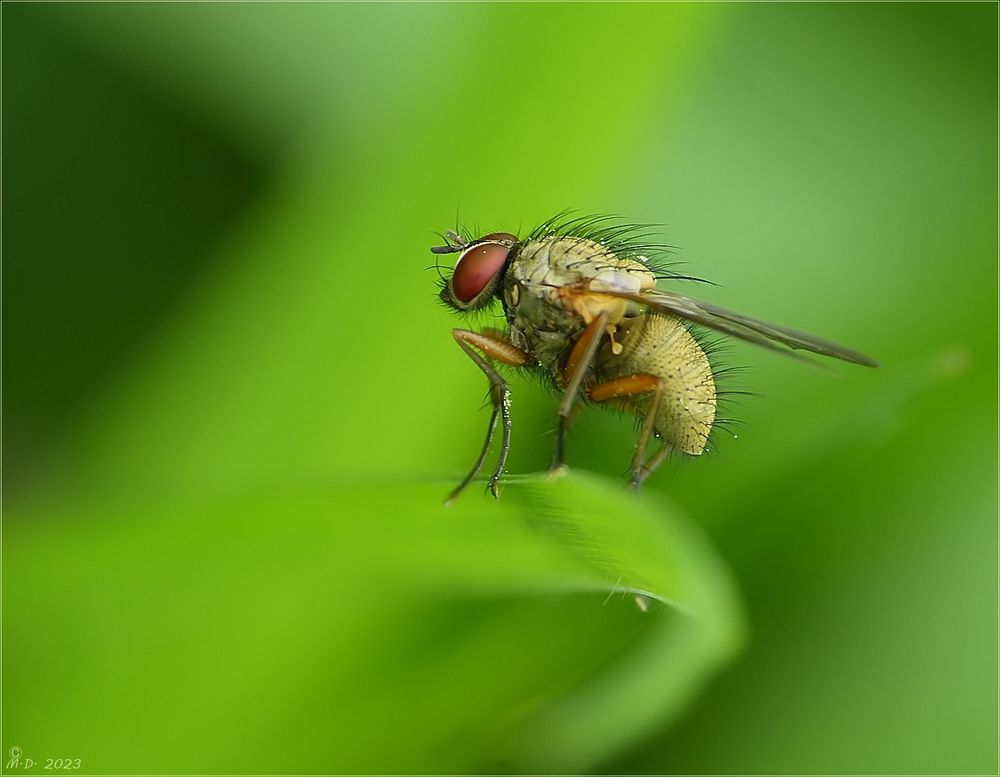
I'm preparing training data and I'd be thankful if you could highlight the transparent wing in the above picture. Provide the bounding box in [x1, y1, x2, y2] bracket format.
[608, 287, 878, 367]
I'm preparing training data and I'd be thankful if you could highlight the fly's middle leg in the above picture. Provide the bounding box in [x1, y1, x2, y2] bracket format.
[551, 311, 610, 474]
[588, 373, 668, 489]
[447, 329, 530, 503]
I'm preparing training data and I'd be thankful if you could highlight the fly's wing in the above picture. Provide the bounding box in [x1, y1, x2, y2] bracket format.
[608, 287, 878, 367]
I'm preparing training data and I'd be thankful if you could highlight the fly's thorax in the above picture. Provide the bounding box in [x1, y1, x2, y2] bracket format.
[504, 236, 657, 373]
[598, 313, 717, 456]
[510, 236, 657, 296]
[503, 269, 583, 373]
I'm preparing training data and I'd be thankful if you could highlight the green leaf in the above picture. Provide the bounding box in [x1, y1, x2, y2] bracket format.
[3, 472, 742, 773]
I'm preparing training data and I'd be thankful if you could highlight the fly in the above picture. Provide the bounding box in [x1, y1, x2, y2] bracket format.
[432, 213, 877, 503]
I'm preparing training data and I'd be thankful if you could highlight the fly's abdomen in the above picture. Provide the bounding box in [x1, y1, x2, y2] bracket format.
[598, 313, 716, 455]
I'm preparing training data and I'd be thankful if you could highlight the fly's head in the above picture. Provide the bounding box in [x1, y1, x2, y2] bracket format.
[431, 230, 519, 312]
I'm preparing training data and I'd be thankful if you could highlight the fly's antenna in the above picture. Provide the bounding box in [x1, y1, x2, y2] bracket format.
[427, 230, 466, 283]
[429, 230, 468, 255]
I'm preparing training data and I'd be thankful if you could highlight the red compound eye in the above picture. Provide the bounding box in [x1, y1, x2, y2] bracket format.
[452, 242, 511, 303]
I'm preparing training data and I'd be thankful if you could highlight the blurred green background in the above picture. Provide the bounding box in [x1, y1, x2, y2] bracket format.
[3, 3, 996, 774]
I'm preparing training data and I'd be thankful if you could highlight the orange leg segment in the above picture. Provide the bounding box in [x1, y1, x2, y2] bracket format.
[456, 329, 530, 367]
[589, 373, 667, 488]
[447, 329, 531, 503]
[551, 311, 610, 473]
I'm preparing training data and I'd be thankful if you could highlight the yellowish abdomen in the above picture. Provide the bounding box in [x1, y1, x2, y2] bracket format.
[598, 313, 717, 455]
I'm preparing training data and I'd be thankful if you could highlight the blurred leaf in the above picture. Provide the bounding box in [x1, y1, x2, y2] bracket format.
[3, 472, 742, 773]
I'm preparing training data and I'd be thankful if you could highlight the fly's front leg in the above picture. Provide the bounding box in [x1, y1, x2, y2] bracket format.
[447, 329, 530, 503]
[588, 373, 667, 489]
[551, 311, 610, 475]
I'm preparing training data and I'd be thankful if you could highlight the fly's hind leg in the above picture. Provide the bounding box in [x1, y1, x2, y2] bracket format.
[631, 442, 671, 489]
[588, 374, 668, 489]
[447, 329, 530, 503]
